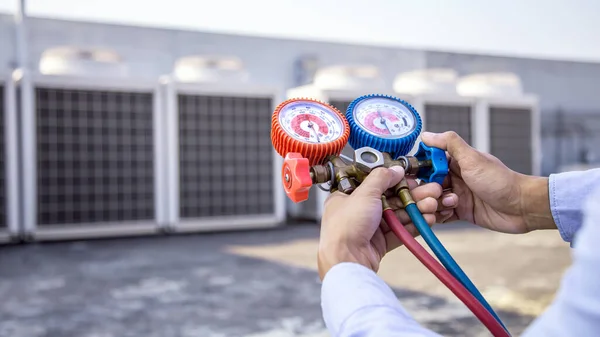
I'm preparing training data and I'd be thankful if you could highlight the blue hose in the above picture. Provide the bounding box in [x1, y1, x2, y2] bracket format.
[405, 203, 510, 333]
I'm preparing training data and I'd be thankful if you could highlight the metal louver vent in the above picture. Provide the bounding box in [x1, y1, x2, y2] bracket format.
[490, 107, 532, 175]
[36, 87, 155, 225]
[424, 104, 472, 144]
[330, 100, 355, 158]
[0, 85, 5, 227]
[178, 95, 274, 218]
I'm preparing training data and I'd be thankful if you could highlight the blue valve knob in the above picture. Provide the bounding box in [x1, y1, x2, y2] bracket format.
[414, 142, 448, 185]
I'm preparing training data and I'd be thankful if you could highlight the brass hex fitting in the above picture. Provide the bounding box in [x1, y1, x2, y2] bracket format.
[330, 156, 367, 186]
[310, 164, 332, 184]
[338, 177, 356, 194]
[382, 152, 395, 166]
[394, 156, 421, 176]
[353, 147, 385, 174]
[302, 146, 436, 196]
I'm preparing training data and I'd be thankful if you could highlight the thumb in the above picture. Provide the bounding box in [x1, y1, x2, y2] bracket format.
[421, 131, 478, 163]
[353, 166, 405, 198]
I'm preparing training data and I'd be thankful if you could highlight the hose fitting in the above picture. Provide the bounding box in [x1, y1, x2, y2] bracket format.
[381, 195, 392, 212]
[396, 178, 415, 207]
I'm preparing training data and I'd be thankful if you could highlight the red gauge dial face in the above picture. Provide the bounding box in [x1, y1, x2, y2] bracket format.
[278, 101, 344, 144]
[352, 97, 416, 138]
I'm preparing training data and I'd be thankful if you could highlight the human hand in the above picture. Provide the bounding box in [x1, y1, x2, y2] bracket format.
[422, 131, 555, 234]
[317, 166, 444, 279]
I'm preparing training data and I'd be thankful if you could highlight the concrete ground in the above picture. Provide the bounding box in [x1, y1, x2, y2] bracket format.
[0, 223, 571, 337]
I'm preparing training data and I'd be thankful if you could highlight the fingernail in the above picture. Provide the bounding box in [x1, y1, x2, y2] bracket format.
[442, 195, 456, 207]
[441, 210, 453, 216]
[390, 166, 404, 175]
[422, 132, 434, 138]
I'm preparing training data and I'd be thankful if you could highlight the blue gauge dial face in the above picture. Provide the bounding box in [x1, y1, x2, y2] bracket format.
[352, 97, 417, 139]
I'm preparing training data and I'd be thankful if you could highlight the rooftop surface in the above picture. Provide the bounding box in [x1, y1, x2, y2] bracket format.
[0, 223, 571, 337]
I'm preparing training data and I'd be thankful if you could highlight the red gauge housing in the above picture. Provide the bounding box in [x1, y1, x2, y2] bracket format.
[271, 98, 350, 166]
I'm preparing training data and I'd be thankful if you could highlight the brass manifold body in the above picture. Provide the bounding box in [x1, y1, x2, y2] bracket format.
[308, 146, 432, 197]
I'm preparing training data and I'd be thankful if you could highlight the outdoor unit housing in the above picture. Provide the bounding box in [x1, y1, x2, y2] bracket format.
[0, 74, 19, 242]
[286, 64, 392, 221]
[163, 55, 285, 232]
[457, 73, 541, 175]
[393, 69, 482, 151]
[20, 47, 167, 240]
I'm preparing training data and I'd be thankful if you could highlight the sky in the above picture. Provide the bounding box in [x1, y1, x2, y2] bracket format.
[0, 0, 598, 62]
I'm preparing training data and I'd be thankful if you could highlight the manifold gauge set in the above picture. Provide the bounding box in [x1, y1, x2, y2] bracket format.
[269, 94, 511, 337]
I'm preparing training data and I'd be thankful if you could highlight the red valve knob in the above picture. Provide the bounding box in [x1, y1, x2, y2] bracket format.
[281, 152, 312, 203]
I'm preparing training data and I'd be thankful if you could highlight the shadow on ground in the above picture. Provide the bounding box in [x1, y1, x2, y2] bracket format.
[0, 224, 533, 337]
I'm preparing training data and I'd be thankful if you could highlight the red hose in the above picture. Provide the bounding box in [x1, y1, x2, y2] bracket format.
[382, 209, 510, 337]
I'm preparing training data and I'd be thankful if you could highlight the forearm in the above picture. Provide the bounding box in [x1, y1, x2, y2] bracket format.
[318, 240, 376, 281]
[520, 175, 555, 232]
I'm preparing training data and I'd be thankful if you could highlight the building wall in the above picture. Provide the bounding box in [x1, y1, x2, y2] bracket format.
[0, 15, 16, 75]
[2, 13, 600, 174]
[2, 14, 600, 111]
[0, 14, 426, 89]
[426, 51, 600, 174]
[426, 52, 600, 111]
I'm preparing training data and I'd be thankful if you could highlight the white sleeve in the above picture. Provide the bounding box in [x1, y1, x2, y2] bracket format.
[549, 168, 600, 243]
[321, 262, 442, 337]
[521, 186, 600, 337]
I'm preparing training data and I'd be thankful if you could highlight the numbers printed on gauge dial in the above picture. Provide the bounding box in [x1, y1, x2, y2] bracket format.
[278, 101, 345, 143]
[353, 97, 417, 139]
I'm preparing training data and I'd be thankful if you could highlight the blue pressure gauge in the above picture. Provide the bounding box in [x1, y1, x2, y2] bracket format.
[346, 94, 422, 159]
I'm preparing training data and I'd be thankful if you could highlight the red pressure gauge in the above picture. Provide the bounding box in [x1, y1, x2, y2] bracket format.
[271, 98, 350, 202]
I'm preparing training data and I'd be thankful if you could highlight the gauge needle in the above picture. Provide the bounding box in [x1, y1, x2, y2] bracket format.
[377, 110, 392, 134]
[305, 114, 321, 142]
[309, 124, 321, 142]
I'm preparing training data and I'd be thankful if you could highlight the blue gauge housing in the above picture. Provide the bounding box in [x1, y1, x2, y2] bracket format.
[346, 94, 422, 159]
